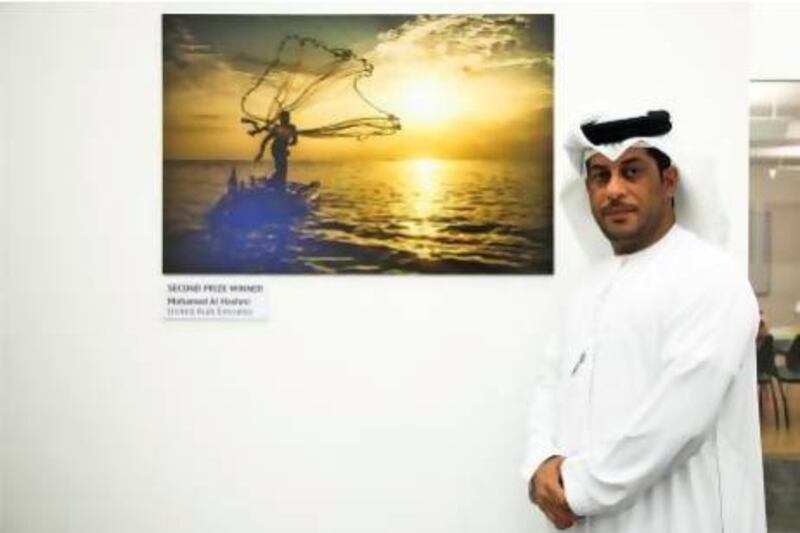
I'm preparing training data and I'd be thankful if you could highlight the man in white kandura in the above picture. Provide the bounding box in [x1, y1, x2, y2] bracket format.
[522, 110, 766, 532]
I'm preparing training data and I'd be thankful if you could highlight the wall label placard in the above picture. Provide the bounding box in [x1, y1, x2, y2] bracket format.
[164, 280, 267, 320]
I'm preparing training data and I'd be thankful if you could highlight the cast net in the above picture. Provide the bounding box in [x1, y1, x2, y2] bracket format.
[240, 34, 401, 140]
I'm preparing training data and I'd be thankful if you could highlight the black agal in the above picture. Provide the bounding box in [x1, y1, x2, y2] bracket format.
[581, 110, 672, 145]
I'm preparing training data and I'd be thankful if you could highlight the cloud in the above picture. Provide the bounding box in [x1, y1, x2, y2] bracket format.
[163, 16, 246, 99]
[371, 15, 553, 75]
[228, 51, 266, 73]
[163, 16, 219, 69]
[191, 113, 223, 121]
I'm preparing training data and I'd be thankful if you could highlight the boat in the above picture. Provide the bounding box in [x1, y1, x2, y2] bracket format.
[206, 167, 320, 229]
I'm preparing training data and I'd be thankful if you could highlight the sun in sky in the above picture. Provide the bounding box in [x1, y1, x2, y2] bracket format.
[396, 76, 460, 125]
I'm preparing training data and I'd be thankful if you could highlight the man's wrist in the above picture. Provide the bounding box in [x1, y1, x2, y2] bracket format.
[538, 454, 562, 469]
[530, 455, 565, 500]
[523, 446, 563, 484]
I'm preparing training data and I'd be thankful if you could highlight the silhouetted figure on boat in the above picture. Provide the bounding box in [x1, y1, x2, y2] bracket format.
[227, 167, 238, 195]
[251, 110, 298, 193]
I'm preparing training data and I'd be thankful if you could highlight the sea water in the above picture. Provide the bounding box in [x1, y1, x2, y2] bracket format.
[163, 159, 552, 274]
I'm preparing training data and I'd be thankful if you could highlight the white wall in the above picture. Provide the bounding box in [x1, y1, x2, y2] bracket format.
[0, 3, 749, 533]
[751, 3, 800, 80]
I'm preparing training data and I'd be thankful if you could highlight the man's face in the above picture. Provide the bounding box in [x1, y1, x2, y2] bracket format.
[585, 147, 678, 254]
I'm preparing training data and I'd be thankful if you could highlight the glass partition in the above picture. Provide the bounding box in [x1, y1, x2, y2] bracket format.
[750, 79, 800, 532]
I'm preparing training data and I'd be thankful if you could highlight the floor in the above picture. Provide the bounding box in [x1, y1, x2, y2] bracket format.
[760, 379, 800, 457]
[760, 379, 800, 532]
[764, 457, 800, 532]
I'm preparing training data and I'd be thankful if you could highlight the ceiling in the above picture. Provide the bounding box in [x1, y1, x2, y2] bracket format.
[751, 81, 800, 165]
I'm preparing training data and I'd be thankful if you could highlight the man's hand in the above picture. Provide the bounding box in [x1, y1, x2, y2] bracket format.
[529, 456, 578, 530]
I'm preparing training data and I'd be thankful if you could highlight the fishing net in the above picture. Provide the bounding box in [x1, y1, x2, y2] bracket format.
[240, 35, 401, 141]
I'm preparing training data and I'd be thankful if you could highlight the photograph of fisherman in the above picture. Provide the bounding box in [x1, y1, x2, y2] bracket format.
[522, 110, 766, 532]
[162, 14, 554, 274]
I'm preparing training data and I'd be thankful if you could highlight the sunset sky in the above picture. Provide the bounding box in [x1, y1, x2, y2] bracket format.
[163, 14, 553, 161]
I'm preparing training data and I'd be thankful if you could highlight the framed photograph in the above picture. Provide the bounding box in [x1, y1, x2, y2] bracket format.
[163, 14, 553, 274]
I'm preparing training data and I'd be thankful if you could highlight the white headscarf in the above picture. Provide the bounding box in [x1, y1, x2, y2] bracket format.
[561, 110, 730, 260]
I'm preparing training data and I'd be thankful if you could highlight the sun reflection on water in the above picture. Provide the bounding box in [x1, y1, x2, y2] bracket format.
[405, 158, 444, 259]
[410, 158, 442, 213]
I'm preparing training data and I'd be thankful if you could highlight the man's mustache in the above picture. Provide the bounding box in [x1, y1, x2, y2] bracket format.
[601, 202, 637, 216]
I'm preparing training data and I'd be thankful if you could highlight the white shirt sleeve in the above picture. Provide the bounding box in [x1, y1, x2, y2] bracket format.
[560, 273, 758, 517]
[520, 334, 563, 484]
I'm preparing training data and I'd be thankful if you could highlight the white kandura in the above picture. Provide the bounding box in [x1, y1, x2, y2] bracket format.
[522, 224, 766, 533]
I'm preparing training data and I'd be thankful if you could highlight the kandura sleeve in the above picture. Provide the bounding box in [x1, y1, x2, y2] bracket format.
[520, 334, 563, 484]
[560, 273, 758, 517]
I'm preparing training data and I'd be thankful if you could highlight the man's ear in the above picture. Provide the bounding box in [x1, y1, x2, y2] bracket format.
[663, 166, 679, 200]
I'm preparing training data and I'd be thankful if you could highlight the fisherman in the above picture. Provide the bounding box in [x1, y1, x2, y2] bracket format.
[227, 167, 238, 195]
[251, 110, 298, 193]
[522, 110, 766, 532]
